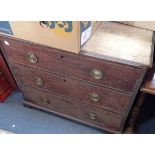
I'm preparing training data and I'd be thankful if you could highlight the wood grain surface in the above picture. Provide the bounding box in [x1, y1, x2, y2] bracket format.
[12, 63, 132, 114]
[82, 21, 154, 67]
[22, 85, 123, 133]
[0, 36, 142, 92]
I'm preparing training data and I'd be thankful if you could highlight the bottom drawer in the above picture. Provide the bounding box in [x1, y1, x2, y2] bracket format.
[21, 85, 123, 133]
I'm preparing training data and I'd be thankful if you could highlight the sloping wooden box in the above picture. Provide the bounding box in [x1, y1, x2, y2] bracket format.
[82, 21, 154, 67]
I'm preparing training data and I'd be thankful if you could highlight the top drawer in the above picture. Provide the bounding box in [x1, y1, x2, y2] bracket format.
[0, 36, 142, 92]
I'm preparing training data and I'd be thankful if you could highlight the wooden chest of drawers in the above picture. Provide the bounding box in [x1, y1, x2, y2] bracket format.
[0, 35, 149, 133]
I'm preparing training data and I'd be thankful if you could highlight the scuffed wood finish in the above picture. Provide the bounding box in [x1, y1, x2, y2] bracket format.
[12, 63, 131, 114]
[82, 21, 154, 67]
[22, 85, 123, 133]
[141, 64, 155, 95]
[0, 36, 142, 93]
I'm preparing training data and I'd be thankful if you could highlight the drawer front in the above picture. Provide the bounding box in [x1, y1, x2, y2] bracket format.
[21, 85, 123, 133]
[12, 63, 131, 114]
[1, 36, 141, 92]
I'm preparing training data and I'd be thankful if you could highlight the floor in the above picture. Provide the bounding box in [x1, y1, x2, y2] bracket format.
[0, 91, 155, 134]
[0, 91, 106, 134]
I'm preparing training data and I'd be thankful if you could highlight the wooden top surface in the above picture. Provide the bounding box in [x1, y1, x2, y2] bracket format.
[141, 65, 155, 95]
[81, 22, 154, 67]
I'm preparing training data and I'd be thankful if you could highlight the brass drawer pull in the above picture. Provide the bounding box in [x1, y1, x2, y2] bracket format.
[34, 77, 44, 86]
[89, 112, 97, 120]
[40, 98, 49, 105]
[27, 52, 38, 64]
[90, 93, 100, 102]
[91, 69, 103, 80]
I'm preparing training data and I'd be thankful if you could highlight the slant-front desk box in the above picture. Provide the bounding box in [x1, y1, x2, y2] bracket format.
[0, 21, 100, 53]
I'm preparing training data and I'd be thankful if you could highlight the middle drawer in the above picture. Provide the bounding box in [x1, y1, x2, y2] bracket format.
[12, 63, 131, 114]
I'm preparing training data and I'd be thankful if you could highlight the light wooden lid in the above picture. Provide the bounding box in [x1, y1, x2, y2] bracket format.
[81, 22, 154, 67]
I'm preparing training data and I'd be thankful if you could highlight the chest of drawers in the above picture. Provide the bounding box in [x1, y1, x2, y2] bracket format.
[0, 34, 149, 133]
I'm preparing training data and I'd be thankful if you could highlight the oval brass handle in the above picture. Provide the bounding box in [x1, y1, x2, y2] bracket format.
[91, 69, 103, 80]
[27, 53, 38, 64]
[90, 93, 100, 102]
[89, 112, 97, 120]
[40, 98, 49, 105]
[34, 77, 44, 87]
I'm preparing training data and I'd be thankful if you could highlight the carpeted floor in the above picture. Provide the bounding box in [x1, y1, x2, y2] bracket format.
[0, 91, 155, 134]
[0, 91, 106, 134]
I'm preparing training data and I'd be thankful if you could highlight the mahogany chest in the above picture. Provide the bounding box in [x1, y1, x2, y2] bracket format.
[0, 34, 149, 133]
[0, 21, 154, 133]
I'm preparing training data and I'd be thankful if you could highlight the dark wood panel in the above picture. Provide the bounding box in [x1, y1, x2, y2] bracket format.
[22, 85, 123, 133]
[0, 36, 141, 92]
[12, 63, 131, 114]
[0, 50, 17, 89]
